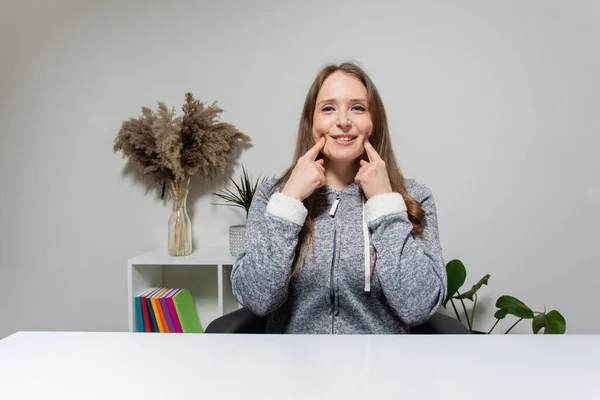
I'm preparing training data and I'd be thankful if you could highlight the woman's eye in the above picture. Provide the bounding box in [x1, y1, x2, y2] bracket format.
[322, 106, 335, 112]
[352, 105, 366, 112]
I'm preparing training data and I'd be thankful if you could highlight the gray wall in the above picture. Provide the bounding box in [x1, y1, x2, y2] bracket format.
[1, 0, 598, 338]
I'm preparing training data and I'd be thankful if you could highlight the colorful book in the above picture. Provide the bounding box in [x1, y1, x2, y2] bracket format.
[143, 287, 163, 332]
[150, 288, 169, 332]
[134, 289, 149, 332]
[141, 288, 154, 332]
[145, 288, 161, 332]
[166, 289, 183, 333]
[156, 288, 172, 333]
[157, 287, 172, 332]
[159, 288, 177, 333]
[172, 288, 203, 333]
[146, 287, 164, 332]
[135, 288, 156, 332]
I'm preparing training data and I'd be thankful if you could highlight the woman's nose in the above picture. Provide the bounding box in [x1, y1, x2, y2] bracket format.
[335, 115, 352, 130]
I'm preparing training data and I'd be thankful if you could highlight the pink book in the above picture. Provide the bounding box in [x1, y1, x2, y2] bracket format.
[159, 288, 177, 333]
[166, 288, 184, 333]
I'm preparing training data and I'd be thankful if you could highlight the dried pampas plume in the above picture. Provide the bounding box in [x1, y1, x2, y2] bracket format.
[114, 93, 251, 197]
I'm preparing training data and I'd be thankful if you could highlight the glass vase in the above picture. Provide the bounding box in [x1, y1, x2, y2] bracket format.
[168, 177, 192, 256]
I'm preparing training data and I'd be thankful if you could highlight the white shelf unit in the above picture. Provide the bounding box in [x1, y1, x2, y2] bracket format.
[127, 248, 240, 333]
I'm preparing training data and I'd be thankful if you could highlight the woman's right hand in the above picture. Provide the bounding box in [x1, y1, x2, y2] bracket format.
[282, 136, 326, 201]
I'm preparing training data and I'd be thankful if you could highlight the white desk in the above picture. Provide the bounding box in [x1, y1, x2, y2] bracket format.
[0, 332, 598, 399]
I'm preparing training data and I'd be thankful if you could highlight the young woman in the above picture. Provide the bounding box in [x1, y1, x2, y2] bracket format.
[231, 62, 447, 334]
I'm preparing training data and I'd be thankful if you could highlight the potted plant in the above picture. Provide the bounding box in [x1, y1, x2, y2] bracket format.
[213, 165, 270, 256]
[444, 259, 567, 334]
[114, 93, 251, 256]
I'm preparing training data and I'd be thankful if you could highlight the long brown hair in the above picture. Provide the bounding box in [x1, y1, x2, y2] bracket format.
[270, 62, 424, 275]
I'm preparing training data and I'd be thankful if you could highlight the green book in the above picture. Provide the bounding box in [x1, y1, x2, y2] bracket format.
[172, 288, 203, 333]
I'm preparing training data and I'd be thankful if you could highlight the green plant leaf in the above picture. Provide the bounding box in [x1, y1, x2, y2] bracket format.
[531, 310, 566, 334]
[544, 310, 566, 334]
[229, 177, 245, 200]
[532, 314, 545, 334]
[212, 165, 269, 217]
[444, 260, 466, 307]
[494, 295, 534, 320]
[213, 187, 245, 207]
[455, 274, 490, 301]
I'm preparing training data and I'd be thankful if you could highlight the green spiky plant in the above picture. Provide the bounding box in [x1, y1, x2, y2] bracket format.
[212, 165, 270, 219]
[444, 260, 567, 334]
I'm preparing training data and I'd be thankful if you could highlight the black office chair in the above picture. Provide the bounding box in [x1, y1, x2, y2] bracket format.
[206, 307, 470, 334]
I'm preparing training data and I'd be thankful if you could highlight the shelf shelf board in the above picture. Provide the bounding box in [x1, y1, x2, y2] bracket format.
[128, 247, 236, 266]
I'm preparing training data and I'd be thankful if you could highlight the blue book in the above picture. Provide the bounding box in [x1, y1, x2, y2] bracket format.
[135, 296, 143, 332]
[135, 288, 157, 332]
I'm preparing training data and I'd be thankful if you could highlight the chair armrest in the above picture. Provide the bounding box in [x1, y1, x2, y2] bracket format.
[411, 312, 471, 334]
[205, 307, 267, 333]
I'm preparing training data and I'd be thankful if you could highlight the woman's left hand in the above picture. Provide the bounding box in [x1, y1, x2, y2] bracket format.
[355, 141, 393, 199]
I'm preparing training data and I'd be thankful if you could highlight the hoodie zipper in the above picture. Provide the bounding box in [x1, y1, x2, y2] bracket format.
[329, 195, 340, 334]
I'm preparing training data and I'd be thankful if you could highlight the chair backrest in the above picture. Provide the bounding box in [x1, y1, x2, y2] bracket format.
[206, 308, 471, 334]
[206, 308, 266, 333]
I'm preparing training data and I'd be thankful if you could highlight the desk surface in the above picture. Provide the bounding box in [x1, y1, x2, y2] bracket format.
[0, 331, 598, 399]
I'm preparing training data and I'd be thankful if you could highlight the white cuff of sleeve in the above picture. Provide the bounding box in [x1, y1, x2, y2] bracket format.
[364, 192, 407, 223]
[266, 192, 308, 226]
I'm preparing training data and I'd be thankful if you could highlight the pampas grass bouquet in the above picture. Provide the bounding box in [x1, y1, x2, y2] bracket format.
[114, 93, 251, 256]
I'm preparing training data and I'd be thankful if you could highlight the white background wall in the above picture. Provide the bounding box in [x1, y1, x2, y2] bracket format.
[1, 0, 598, 338]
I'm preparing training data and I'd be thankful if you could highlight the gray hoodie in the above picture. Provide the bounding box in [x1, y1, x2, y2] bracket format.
[231, 178, 447, 334]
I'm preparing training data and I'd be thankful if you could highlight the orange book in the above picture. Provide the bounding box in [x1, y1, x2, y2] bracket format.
[150, 288, 169, 332]
[156, 289, 172, 333]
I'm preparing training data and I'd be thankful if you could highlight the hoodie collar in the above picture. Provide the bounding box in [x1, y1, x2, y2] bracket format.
[317, 181, 361, 197]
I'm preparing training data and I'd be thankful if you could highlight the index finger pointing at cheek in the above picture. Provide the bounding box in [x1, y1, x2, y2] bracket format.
[306, 136, 326, 160]
[364, 140, 382, 162]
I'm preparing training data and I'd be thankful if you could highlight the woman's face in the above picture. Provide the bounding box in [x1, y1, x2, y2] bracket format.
[312, 71, 373, 163]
